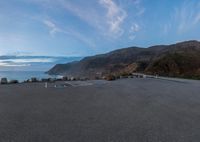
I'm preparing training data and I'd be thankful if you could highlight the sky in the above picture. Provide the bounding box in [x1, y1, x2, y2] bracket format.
[0, 0, 200, 57]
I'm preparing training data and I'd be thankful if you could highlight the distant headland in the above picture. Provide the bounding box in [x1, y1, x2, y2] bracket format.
[48, 40, 200, 80]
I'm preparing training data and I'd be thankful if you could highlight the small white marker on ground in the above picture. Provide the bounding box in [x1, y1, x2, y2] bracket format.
[45, 82, 48, 88]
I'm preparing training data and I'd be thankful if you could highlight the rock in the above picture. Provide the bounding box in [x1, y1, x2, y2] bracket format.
[9, 80, 19, 84]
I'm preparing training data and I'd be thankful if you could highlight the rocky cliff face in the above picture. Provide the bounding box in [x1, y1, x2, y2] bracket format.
[48, 40, 200, 79]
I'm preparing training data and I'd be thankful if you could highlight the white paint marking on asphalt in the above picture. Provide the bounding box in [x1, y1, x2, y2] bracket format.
[65, 81, 93, 87]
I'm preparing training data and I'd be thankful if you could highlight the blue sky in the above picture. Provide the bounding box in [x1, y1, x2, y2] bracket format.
[0, 0, 200, 57]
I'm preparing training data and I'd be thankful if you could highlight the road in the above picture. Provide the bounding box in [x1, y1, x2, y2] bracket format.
[0, 78, 200, 142]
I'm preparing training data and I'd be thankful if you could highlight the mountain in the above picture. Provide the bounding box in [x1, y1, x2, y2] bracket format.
[47, 40, 200, 79]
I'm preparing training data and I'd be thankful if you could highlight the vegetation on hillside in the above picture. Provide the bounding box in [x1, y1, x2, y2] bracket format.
[48, 40, 200, 80]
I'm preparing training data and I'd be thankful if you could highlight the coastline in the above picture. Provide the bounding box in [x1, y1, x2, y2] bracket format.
[0, 71, 62, 82]
[1, 70, 200, 85]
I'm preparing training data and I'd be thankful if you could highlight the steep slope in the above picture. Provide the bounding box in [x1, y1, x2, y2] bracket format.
[48, 47, 160, 78]
[146, 41, 200, 79]
[48, 40, 200, 79]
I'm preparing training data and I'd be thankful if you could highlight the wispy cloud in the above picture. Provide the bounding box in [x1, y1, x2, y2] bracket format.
[60, 0, 104, 31]
[43, 19, 96, 49]
[43, 20, 62, 37]
[99, 0, 127, 36]
[2, 0, 146, 55]
[0, 62, 31, 67]
[3, 58, 55, 63]
[114, 0, 145, 40]
[0, 56, 59, 67]
[132, 0, 145, 16]
[60, 0, 143, 39]
[129, 23, 140, 40]
[28, 0, 145, 41]
[174, 0, 200, 33]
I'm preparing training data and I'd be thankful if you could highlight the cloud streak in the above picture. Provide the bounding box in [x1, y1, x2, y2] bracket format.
[175, 0, 200, 33]
[0, 56, 58, 67]
[162, 0, 200, 36]
[43, 20, 62, 37]
[29, 0, 145, 42]
[60, 0, 104, 31]
[43, 19, 96, 49]
[60, 0, 141, 38]
[0, 62, 31, 67]
[129, 23, 140, 40]
[99, 0, 127, 36]
[0, 57, 54, 67]
[0, 0, 147, 56]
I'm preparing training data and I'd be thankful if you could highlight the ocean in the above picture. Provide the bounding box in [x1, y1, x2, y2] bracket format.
[0, 56, 82, 82]
[0, 71, 59, 82]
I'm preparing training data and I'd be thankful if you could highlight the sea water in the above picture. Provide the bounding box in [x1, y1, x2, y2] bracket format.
[0, 71, 60, 82]
[0, 56, 83, 82]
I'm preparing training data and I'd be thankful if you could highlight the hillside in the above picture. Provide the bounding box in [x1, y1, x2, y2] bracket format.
[47, 40, 200, 79]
